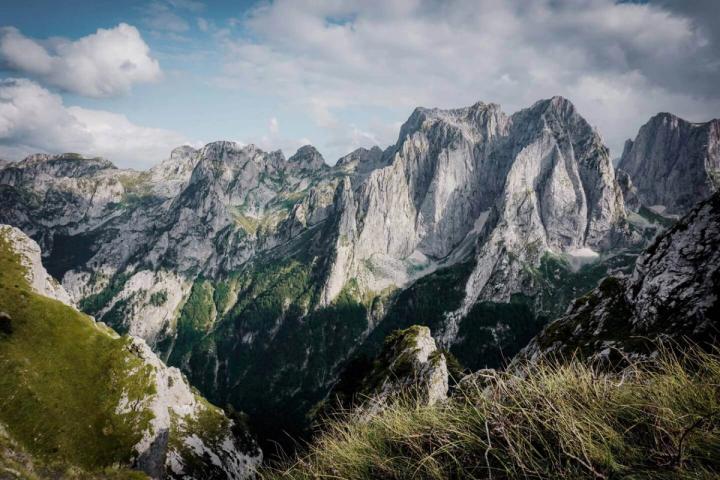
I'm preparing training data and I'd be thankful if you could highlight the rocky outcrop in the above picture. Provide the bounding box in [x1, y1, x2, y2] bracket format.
[518, 192, 720, 364]
[331, 326, 449, 419]
[149, 145, 201, 198]
[0, 224, 262, 479]
[288, 145, 328, 172]
[618, 113, 720, 215]
[1, 225, 73, 304]
[127, 337, 262, 479]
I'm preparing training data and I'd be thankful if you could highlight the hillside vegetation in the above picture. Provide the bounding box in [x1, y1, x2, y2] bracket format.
[0, 226, 261, 479]
[0, 228, 155, 478]
[266, 346, 720, 479]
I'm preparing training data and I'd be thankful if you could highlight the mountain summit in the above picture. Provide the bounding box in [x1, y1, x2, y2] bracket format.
[618, 113, 720, 215]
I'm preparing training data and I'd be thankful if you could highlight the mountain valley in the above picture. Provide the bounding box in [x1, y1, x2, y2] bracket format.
[1, 97, 718, 477]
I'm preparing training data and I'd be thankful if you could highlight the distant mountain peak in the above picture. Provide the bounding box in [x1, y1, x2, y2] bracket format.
[618, 111, 720, 214]
[288, 144, 327, 169]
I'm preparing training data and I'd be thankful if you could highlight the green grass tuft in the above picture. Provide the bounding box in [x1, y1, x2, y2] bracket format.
[265, 346, 720, 479]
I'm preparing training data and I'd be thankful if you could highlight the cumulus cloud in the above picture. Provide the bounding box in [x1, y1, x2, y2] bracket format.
[0, 24, 161, 97]
[0, 78, 191, 168]
[216, 0, 720, 158]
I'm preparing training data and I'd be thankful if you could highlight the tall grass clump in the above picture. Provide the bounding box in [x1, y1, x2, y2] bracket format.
[265, 347, 720, 479]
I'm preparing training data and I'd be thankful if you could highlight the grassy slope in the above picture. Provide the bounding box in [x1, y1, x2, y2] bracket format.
[266, 347, 720, 479]
[0, 230, 153, 478]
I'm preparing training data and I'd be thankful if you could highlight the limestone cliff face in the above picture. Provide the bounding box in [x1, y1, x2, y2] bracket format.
[518, 192, 720, 364]
[454, 98, 628, 316]
[618, 113, 720, 215]
[319, 101, 510, 303]
[0, 153, 127, 244]
[0, 224, 262, 479]
[149, 145, 201, 198]
[0, 98, 631, 350]
[319, 97, 631, 344]
[0, 142, 341, 347]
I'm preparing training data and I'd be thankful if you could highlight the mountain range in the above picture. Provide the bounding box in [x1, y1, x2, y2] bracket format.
[1, 96, 718, 477]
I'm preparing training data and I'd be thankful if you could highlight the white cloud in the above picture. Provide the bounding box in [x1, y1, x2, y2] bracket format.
[0, 24, 161, 97]
[0, 78, 191, 168]
[268, 116, 279, 135]
[216, 0, 720, 158]
[143, 0, 208, 37]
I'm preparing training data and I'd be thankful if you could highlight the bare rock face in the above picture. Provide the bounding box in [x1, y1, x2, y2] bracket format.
[0, 153, 127, 244]
[318, 97, 631, 347]
[456, 98, 627, 314]
[287, 144, 328, 172]
[0, 142, 342, 350]
[149, 145, 201, 198]
[618, 113, 720, 215]
[518, 192, 720, 364]
[0, 98, 631, 351]
[127, 337, 262, 480]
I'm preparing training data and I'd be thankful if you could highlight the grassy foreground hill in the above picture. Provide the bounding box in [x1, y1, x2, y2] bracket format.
[266, 347, 720, 479]
[0, 225, 260, 479]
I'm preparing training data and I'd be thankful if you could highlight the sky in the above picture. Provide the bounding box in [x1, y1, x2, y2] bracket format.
[0, 0, 719, 169]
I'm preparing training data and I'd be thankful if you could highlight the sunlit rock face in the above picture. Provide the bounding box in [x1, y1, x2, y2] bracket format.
[319, 97, 632, 346]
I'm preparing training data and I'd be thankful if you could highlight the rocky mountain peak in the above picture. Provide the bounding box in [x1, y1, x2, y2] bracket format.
[153, 145, 199, 175]
[618, 112, 720, 214]
[14, 152, 116, 177]
[544, 95, 575, 112]
[398, 101, 508, 146]
[199, 141, 252, 162]
[169, 144, 198, 161]
[334, 146, 386, 180]
[514, 96, 591, 139]
[287, 144, 327, 170]
[148, 145, 200, 197]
